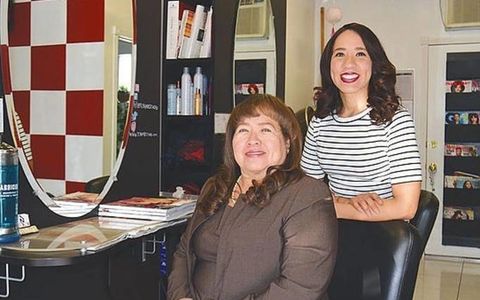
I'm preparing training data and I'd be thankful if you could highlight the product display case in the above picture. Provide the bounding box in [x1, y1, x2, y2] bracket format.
[426, 43, 480, 258]
[160, 0, 215, 194]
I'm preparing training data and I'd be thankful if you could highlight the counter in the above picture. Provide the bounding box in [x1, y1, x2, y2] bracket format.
[0, 217, 188, 300]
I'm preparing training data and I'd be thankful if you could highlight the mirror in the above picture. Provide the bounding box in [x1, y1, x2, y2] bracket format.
[0, 0, 136, 217]
[234, 0, 276, 106]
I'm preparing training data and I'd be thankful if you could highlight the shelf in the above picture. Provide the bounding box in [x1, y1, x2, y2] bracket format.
[163, 58, 213, 68]
[446, 52, 480, 80]
[443, 188, 480, 206]
[162, 160, 212, 171]
[446, 93, 480, 110]
[163, 115, 213, 122]
[161, 170, 212, 195]
[445, 125, 480, 142]
[444, 156, 480, 174]
[442, 235, 480, 248]
[443, 219, 480, 240]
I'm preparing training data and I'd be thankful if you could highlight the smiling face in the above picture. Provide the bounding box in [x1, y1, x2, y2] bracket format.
[232, 113, 289, 181]
[330, 30, 372, 102]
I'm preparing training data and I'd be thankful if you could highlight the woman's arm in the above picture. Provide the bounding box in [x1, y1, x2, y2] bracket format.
[334, 181, 421, 221]
[254, 197, 338, 299]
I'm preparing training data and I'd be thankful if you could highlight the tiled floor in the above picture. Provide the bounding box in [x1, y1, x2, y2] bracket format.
[414, 255, 480, 300]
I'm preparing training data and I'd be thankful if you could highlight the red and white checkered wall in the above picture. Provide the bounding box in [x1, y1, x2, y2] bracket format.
[7, 0, 105, 196]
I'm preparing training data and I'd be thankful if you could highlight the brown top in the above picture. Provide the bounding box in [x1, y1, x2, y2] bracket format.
[167, 175, 338, 300]
[191, 206, 233, 299]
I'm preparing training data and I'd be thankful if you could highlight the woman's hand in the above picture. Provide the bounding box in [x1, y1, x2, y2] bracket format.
[346, 193, 384, 216]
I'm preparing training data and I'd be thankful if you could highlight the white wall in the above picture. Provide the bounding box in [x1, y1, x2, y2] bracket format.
[312, 0, 480, 186]
[284, 0, 317, 112]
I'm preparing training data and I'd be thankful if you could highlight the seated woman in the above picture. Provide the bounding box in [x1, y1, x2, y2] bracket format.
[301, 23, 422, 221]
[168, 94, 337, 300]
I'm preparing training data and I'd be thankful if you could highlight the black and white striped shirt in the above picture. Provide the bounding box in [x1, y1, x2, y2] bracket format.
[301, 107, 422, 199]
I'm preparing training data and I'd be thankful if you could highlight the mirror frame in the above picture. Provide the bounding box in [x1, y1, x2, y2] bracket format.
[0, 0, 137, 217]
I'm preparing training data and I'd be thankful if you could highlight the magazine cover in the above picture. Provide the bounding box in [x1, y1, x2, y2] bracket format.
[54, 192, 100, 203]
[103, 197, 195, 209]
[445, 144, 480, 157]
[445, 112, 469, 125]
[445, 80, 473, 93]
[444, 175, 480, 189]
[443, 206, 474, 220]
[235, 83, 265, 95]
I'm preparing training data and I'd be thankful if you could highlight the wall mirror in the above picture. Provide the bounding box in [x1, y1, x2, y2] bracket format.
[0, 0, 136, 217]
[234, 0, 276, 106]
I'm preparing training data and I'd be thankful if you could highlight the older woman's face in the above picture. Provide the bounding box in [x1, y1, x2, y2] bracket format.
[232, 113, 289, 180]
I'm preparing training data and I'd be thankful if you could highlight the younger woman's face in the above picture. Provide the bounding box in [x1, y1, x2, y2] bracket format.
[330, 30, 372, 101]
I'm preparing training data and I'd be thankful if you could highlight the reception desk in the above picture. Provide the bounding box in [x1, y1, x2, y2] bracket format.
[0, 217, 187, 300]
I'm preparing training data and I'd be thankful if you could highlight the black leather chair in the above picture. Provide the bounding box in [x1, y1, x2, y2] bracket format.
[410, 190, 439, 251]
[85, 175, 110, 193]
[328, 190, 439, 300]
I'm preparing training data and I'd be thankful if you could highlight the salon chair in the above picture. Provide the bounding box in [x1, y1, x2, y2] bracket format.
[328, 191, 439, 300]
[409, 190, 439, 251]
[294, 105, 315, 137]
[85, 175, 110, 193]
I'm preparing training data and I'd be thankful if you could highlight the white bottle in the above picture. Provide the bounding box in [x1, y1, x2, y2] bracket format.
[181, 67, 191, 115]
[193, 67, 204, 94]
[193, 67, 203, 116]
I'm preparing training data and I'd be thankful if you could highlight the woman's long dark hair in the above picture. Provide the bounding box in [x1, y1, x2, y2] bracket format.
[316, 23, 399, 124]
[197, 94, 304, 215]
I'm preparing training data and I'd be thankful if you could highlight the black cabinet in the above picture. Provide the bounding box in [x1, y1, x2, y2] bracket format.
[442, 52, 480, 248]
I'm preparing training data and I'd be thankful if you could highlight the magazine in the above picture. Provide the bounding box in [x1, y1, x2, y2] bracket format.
[445, 111, 480, 125]
[235, 83, 265, 95]
[445, 143, 480, 157]
[53, 192, 100, 205]
[444, 175, 480, 189]
[97, 210, 193, 222]
[443, 206, 475, 220]
[445, 79, 480, 93]
[98, 197, 196, 221]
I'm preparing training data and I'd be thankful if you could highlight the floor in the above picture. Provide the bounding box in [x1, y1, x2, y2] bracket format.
[413, 255, 480, 300]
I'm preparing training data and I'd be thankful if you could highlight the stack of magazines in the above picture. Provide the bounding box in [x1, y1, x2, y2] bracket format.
[98, 197, 196, 221]
[51, 192, 100, 216]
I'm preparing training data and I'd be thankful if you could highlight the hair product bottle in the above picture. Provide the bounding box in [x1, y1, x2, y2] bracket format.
[181, 67, 192, 115]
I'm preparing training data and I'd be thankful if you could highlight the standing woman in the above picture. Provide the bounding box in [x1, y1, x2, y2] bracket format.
[301, 23, 422, 221]
[168, 94, 337, 300]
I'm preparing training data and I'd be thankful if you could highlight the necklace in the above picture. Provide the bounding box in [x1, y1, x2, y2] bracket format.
[228, 177, 242, 207]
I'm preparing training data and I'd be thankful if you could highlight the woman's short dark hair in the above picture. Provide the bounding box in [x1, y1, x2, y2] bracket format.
[316, 22, 400, 124]
[451, 81, 465, 93]
[197, 94, 304, 215]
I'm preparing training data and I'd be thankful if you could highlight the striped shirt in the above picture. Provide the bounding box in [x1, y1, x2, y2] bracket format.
[301, 107, 422, 199]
